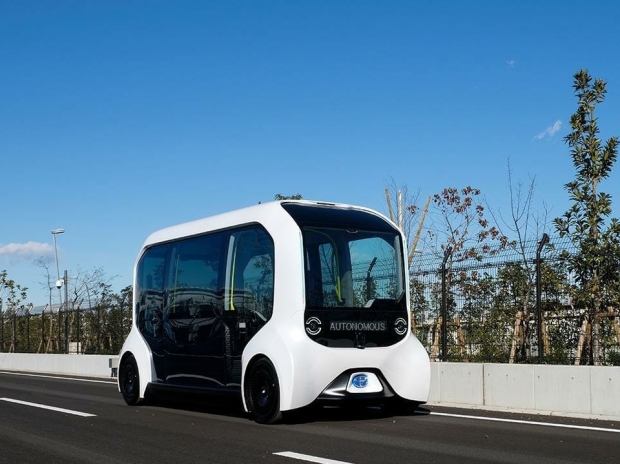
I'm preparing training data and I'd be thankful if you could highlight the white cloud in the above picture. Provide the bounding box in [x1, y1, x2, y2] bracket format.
[506, 60, 516, 68]
[0, 242, 54, 264]
[535, 120, 562, 140]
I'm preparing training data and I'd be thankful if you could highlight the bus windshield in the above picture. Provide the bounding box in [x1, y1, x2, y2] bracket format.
[303, 227, 404, 309]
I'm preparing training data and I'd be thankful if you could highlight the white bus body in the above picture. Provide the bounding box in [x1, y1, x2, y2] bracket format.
[118, 200, 430, 423]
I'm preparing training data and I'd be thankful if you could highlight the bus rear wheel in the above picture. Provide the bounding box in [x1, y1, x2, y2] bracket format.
[245, 358, 282, 424]
[120, 355, 141, 406]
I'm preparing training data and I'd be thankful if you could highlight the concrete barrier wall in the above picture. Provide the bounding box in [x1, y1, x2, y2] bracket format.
[590, 367, 620, 417]
[436, 362, 484, 405]
[533, 364, 591, 415]
[430, 362, 620, 420]
[0, 353, 116, 379]
[483, 363, 535, 410]
[1, 354, 619, 420]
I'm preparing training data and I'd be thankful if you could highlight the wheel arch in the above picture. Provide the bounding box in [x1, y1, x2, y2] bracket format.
[118, 329, 157, 401]
[241, 336, 296, 413]
[241, 354, 271, 412]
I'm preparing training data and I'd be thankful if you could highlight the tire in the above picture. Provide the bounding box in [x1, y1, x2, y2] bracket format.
[244, 358, 282, 424]
[119, 355, 142, 406]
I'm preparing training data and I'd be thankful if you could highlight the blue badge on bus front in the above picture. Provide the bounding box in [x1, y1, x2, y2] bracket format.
[352, 374, 368, 388]
[346, 372, 382, 393]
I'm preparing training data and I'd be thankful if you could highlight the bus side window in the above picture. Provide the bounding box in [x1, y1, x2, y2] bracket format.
[227, 227, 274, 323]
[242, 252, 274, 320]
[164, 233, 226, 344]
[137, 244, 167, 338]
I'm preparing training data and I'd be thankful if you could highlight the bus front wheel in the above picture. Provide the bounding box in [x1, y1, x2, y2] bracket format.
[245, 358, 282, 424]
[120, 354, 141, 406]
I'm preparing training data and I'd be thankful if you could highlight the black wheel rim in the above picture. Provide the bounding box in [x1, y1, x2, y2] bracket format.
[251, 370, 275, 416]
[123, 363, 136, 397]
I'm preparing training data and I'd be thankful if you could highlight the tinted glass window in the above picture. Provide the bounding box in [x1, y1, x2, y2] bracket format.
[304, 227, 403, 308]
[167, 232, 226, 321]
[302, 227, 408, 348]
[137, 244, 168, 338]
[349, 236, 400, 304]
[136, 225, 275, 354]
[227, 227, 274, 322]
[281, 203, 396, 232]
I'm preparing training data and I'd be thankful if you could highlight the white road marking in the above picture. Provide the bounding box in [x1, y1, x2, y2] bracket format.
[1, 370, 617, 434]
[0, 371, 117, 384]
[274, 451, 353, 464]
[0, 397, 96, 417]
[428, 411, 620, 433]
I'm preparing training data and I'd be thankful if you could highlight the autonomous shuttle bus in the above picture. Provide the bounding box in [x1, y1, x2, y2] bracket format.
[118, 200, 430, 423]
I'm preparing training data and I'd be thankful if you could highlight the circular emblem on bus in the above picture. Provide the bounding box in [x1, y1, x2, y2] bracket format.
[352, 374, 368, 389]
[394, 318, 408, 335]
[305, 317, 322, 336]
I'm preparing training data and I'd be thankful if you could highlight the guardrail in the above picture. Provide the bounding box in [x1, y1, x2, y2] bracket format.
[1, 354, 618, 420]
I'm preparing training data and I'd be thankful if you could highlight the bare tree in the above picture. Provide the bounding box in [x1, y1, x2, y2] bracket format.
[383, 178, 426, 266]
[34, 256, 56, 309]
[486, 159, 552, 362]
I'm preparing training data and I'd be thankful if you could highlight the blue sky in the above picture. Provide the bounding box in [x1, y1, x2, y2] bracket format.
[2, 0, 620, 306]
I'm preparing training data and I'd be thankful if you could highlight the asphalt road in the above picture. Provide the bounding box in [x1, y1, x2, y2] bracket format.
[0, 370, 618, 464]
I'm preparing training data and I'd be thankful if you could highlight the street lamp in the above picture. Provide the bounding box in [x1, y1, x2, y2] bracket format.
[51, 228, 68, 353]
[51, 229, 65, 292]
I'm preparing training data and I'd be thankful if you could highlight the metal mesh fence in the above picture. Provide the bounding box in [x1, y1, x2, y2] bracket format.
[410, 236, 620, 365]
[0, 306, 131, 355]
[3, 236, 619, 364]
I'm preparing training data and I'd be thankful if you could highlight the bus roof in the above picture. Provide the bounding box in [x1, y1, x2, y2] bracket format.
[142, 200, 395, 248]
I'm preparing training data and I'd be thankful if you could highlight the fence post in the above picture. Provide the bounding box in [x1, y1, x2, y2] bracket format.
[0, 300, 3, 352]
[536, 233, 550, 363]
[441, 246, 453, 362]
[97, 305, 101, 354]
[12, 312, 17, 352]
[118, 305, 121, 352]
[40, 309, 45, 353]
[58, 306, 61, 353]
[77, 307, 81, 354]
[64, 270, 69, 353]
[27, 311, 30, 352]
